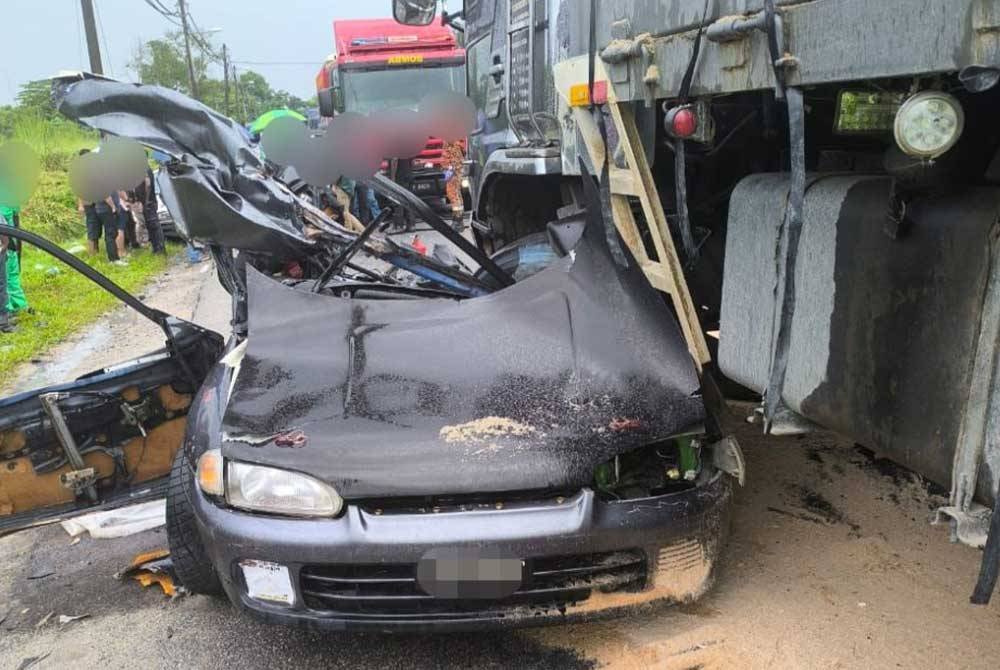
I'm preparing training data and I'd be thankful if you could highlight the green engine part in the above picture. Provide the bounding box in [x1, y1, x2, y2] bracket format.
[677, 436, 700, 475]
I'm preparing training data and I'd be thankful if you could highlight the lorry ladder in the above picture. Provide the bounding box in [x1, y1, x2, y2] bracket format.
[570, 98, 711, 371]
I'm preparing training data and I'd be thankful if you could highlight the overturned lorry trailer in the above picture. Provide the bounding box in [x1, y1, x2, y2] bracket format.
[396, 0, 1000, 598]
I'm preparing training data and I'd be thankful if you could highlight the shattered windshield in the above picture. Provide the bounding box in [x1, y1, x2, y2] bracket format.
[340, 65, 464, 114]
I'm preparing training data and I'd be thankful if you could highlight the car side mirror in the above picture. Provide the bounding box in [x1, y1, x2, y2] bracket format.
[393, 0, 437, 26]
[318, 88, 345, 117]
[318, 88, 334, 117]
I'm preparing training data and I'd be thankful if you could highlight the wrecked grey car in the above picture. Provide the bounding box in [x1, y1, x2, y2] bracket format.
[0, 77, 739, 631]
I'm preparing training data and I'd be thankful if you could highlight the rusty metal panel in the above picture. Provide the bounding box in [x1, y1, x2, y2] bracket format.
[555, 0, 998, 102]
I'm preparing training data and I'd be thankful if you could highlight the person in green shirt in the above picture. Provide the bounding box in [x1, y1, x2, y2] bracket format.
[0, 205, 27, 317]
[0, 227, 10, 333]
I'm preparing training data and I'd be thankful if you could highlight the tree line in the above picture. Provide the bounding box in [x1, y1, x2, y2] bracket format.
[0, 32, 314, 134]
[129, 31, 314, 124]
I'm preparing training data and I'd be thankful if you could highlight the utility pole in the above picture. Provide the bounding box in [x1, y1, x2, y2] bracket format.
[233, 65, 242, 124]
[222, 44, 230, 117]
[177, 0, 199, 100]
[79, 0, 103, 74]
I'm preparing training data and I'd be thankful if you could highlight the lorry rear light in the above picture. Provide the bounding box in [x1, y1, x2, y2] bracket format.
[665, 106, 698, 139]
[569, 81, 608, 107]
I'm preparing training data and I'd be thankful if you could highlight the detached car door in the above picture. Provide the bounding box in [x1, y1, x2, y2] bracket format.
[0, 227, 223, 535]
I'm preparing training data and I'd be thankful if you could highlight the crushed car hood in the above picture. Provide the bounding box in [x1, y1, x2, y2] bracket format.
[221, 214, 706, 498]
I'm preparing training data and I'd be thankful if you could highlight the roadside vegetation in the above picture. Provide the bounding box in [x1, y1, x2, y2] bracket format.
[0, 39, 312, 380]
[0, 87, 178, 381]
[0, 247, 174, 380]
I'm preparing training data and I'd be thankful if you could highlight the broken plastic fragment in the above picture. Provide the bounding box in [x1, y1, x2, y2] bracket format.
[58, 614, 90, 625]
[116, 548, 181, 597]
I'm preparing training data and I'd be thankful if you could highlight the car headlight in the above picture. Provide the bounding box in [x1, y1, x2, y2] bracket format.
[225, 461, 344, 517]
[894, 91, 964, 159]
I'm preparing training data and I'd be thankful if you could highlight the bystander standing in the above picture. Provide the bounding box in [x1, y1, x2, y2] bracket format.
[1, 206, 28, 316]
[0, 227, 11, 334]
[76, 149, 120, 263]
[134, 166, 165, 254]
[443, 140, 465, 230]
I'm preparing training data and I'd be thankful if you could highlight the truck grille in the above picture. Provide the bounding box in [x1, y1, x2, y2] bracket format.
[299, 549, 646, 619]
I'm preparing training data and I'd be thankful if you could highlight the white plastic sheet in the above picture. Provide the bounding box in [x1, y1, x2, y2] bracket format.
[60, 499, 166, 539]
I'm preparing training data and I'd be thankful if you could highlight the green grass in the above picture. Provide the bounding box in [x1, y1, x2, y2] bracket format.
[7, 112, 97, 172]
[0, 241, 182, 380]
[9, 112, 99, 241]
[0, 114, 181, 384]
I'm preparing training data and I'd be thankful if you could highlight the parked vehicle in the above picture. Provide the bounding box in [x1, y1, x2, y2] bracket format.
[156, 194, 180, 241]
[316, 18, 467, 211]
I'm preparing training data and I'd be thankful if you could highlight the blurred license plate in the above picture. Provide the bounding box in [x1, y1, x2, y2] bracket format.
[417, 548, 523, 599]
[413, 182, 434, 192]
[241, 560, 295, 605]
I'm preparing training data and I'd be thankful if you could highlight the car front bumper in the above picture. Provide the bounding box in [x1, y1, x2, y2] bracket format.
[191, 472, 732, 632]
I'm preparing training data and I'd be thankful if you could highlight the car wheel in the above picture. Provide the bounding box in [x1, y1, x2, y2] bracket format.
[166, 449, 223, 595]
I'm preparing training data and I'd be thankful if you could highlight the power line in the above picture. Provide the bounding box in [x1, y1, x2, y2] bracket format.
[142, 0, 182, 30]
[232, 64, 249, 122]
[177, 0, 199, 99]
[93, 0, 114, 76]
[232, 61, 318, 66]
[75, 0, 86, 70]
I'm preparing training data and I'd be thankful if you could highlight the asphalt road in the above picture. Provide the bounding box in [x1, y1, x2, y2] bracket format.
[1, 247, 999, 669]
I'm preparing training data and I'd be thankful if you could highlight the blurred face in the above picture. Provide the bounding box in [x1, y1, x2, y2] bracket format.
[0, 141, 41, 209]
[68, 137, 147, 203]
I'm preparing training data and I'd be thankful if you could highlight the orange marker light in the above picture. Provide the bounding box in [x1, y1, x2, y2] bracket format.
[569, 81, 608, 107]
[197, 449, 224, 496]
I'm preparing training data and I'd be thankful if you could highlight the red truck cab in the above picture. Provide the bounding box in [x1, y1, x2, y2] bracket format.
[316, 17, 466, 197]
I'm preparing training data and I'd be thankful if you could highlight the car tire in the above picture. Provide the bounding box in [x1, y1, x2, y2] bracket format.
[166, 449, 223, 595]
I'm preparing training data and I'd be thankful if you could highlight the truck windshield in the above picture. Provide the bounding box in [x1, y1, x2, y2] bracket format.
[341, 65, 464, 115]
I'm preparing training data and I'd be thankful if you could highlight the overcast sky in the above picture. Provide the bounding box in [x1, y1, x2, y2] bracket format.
[0, 0, 454, 105]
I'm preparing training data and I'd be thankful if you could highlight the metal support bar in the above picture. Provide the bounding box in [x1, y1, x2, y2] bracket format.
[39, 393, 98, 503]
[951, 230, 1000, 512]
[763, 87, 806, 429]
[367, 174, 515, 289]
[313, 209, 392, 292]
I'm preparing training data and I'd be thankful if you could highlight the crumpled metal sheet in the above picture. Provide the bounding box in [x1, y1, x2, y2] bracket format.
[53, 77, 315, 256]
[221, 191, 706, 498]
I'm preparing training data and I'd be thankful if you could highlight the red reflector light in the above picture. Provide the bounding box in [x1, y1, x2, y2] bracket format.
[671, 108, 698, 138]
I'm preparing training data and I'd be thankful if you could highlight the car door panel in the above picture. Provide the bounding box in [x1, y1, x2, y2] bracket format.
[0, 225, 223, 534]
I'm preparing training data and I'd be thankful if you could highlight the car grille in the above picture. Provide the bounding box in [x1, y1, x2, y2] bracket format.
[299, 549, 646, 619]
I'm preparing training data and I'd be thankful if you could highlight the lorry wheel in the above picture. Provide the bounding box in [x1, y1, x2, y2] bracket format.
[166, 450, 223, 595]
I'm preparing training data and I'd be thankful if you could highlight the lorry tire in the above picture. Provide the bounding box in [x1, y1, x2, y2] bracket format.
[166, 449, 223, 595]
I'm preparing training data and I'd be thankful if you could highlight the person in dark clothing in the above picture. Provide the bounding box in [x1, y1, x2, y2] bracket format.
[109, 191, 129, 260]
[118, 190, 140, 251]
[134, 167, 165, 254]
[76, 148, 120, 262]
[97, 196, 121, 262]
[77, 193, 121, 262]
[79, 198, 101, 255]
